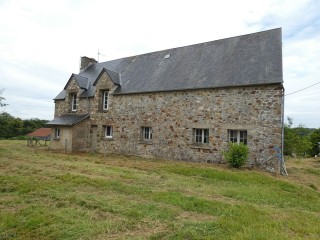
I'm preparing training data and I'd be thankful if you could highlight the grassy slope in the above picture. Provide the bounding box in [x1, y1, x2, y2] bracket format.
[0, 140, 319, 240]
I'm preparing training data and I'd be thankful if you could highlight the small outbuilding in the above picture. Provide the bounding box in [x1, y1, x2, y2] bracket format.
[27, 128, 51, 146]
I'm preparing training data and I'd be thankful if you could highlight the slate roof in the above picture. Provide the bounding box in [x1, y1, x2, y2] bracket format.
[54, 28, 282, 100]
[46, 114, 89, 126]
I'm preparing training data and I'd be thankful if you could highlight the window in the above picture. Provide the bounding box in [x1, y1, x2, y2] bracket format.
[142, 127, 152, 140]
[105, 126, 112, 138]
[102, 91, 109, 110]
[71, 93, 77, 111]
[194, 128, 209, 144]
[54, 128, 60, 139]
[228, 130, 247, 144]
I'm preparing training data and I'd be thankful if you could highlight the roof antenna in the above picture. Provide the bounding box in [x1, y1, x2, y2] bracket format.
[98, 50, 107, 62]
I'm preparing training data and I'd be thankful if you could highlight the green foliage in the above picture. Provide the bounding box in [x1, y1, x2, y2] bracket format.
[23, 118, 48, 135]
[223, 143, 249, 168]
[0, 112, 48, 139]
[284, 117, 312, 157]
[0, 112, 23, 139]
[309, 129, 320, 156]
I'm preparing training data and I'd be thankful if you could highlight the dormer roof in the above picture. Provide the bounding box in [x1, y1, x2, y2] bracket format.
[93, 68, 121, 86]
[64, 74, 89, 90]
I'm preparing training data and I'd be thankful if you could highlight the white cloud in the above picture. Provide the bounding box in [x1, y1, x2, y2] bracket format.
[0, 0, 319, 127]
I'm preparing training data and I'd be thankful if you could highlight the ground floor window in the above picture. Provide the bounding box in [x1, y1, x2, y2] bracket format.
[142, 127, 152, 140]
[105, 126, 113, 138]
[194, 128, 209, 144]
[54, 128, 60, 139]
[228, 130, 247, 144]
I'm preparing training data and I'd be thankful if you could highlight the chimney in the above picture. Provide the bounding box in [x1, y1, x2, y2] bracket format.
[80, 56, 97, 71]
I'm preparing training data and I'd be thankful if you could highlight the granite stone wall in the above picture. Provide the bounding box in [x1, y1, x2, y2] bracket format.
[53, 73, 283, 172]
[54, 77, 90, 116]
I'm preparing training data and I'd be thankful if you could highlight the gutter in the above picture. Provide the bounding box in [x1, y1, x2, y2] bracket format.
[281, 86, 288, 175]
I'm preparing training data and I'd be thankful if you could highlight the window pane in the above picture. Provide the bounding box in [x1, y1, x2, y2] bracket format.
[204, 129, 209, 143]
[195, 129, 202, 143]
[55, 128, 60, 138]
[239, 130, 247, 145]
[103, 91, 108, 110]
[144, 127, 149, 139]
[194, 129, 209, 143]
[229, 130, 247, 145]
[72, 93, 77, 111]
[143, 127, 152, 140]
[229, 130, 237, 143]
[106, 126, 112, 137]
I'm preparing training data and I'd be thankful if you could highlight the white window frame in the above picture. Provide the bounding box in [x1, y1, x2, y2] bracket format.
[194, 128, 209, 144]
[102, 91, 109, 110]
[105, 125, 112, 138]
[71, 93, 77, 111]
[54, 128, 60, 139]
[142, 127, 152, 140]
[228, 130, 247, 145]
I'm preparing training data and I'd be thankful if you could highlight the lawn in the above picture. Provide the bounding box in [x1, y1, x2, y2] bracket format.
[0, 140, 319, 239]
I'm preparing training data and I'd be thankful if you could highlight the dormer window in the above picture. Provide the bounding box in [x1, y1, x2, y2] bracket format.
[71, 93, 77, 111]
[102, 90, 109, 110]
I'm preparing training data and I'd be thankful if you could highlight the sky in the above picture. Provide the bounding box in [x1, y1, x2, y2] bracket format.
[0, 0, 319, 128]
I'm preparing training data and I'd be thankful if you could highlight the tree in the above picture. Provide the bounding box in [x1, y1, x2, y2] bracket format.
[284, 117, 312, 157]
[0, 88, 8, 108]
[309, 129, 320, 156]
[0, 112, 23, 139]
[284, 117, 296, 156]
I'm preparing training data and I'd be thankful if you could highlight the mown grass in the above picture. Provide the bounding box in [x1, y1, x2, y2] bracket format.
[0, 140, 319, 239]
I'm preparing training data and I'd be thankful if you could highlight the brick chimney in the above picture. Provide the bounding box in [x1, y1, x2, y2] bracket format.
[80, 56, 97, 71]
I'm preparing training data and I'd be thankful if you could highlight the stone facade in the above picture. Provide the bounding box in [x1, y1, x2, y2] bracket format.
[51, 71, 284, 172]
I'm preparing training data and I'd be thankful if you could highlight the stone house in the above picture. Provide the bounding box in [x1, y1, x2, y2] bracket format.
[47, 28, 284, 172]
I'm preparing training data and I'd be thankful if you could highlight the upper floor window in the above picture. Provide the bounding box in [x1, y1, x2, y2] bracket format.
[71, 93, 77, 111]
[142, 127, 152, 140]
[194, 128, 209, 144]
[105, 125, 112, 138]
[102, 91, 109, 110]
[229, 130, 247, 144]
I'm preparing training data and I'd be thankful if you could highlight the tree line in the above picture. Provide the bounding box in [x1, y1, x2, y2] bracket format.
[0, 112, 48, 139]
[0, 89, 48, 139]
[284, 117, 320, 157]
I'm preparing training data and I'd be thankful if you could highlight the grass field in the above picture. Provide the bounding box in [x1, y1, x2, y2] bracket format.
[0, 140, 319, 239]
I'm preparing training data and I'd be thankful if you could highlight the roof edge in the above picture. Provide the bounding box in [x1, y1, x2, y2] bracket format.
[113, 82, 283, 96]
[46, 114, 90, 126]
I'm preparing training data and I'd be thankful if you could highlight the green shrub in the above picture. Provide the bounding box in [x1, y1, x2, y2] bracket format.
[223, 143, 249, 168]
